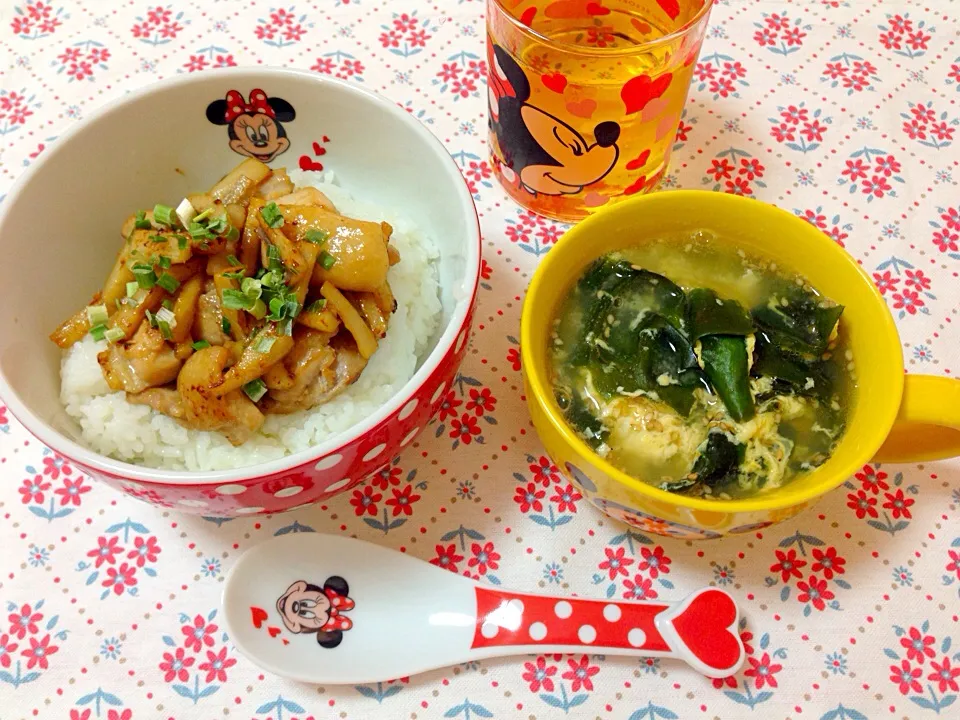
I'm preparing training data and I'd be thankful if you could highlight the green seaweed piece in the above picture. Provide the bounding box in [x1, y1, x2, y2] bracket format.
[690, 431, 745, 487]
[699, 335, 755, 422]
[687, 288, 754, 339]
[752, 286, 844, 357]
[753, 331, 834, 399]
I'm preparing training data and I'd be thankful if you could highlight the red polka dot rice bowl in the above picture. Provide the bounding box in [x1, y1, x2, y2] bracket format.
[0, 69, 481, 516]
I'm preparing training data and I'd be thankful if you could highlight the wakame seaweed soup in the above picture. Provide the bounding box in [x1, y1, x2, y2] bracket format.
[549, 234, 854, 500]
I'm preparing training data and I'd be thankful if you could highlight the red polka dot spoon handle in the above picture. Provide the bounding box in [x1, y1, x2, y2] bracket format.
[223, 533, 746, 684]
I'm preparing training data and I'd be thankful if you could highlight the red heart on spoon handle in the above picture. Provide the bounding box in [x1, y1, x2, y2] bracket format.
[657, 588, 745, 677]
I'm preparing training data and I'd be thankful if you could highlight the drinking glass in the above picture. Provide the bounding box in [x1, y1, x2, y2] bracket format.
[487, 0, 713, 221]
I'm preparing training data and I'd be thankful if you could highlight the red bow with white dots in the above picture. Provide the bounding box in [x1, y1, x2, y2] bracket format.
[223, 89, 275, 122]
[321, 588, 355, 632]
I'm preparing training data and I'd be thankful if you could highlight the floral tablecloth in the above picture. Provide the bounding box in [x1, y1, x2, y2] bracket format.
[1, 0, 959, 718]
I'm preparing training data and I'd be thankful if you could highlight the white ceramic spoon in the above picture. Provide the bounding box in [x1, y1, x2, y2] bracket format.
[222, 534, 745, 684]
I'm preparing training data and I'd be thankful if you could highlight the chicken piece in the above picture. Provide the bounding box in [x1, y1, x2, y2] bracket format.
[178, 346, 264, 446]
[262, 333, 367, 414]
[210, 158, 272, 205]
[262, 326, 336, 393]
[194, 281, 228, 346]
[127, 387, 184, 418]
[274, 187, 336, 211]
[98, 322, 183, 394]
[127, 229, 193, 265]
[255, 169, 295, 201]
[387, 244, 401, 266]
[278, 206, 391, 292]
[296, 300, 340, 333]
[121, 209, 155, 239]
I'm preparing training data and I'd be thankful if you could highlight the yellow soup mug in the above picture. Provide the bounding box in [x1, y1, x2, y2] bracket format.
[520, 190, 960, 539]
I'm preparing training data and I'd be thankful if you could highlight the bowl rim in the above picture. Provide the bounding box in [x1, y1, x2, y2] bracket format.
[520, 189, 904, 514]
[0, 67, 482, 485]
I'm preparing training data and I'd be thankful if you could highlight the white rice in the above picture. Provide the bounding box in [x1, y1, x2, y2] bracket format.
[59, 171, 443, 471]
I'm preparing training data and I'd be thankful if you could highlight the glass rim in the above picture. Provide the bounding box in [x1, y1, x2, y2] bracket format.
[488, 0, 715, 58]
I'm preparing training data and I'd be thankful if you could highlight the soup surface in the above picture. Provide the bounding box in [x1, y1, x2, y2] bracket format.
[549, 233, 854, 500]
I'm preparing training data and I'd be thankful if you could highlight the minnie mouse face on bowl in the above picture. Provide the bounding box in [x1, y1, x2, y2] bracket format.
[0, 68, 480, 516]
[205, 88, 295, 164]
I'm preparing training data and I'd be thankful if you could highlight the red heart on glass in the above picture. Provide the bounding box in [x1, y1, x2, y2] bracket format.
[520, 7, 537, 26]
[625, 149, 651, 171]
[656, 0, 680, 20]
[666, 588, 742, 674]
[621, 72, 673, 115]
[250, 606, 268, 629]
[586, 2, 610, 15]
[541, 73, 568, 94]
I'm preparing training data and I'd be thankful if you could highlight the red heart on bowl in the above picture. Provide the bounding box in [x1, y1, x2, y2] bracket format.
[668, 588, 742, 674]
[541, 73, 568, 94]
[250, 606, 268, 629]
[621, 73, 673, 115]
[299, 155, 324, 172]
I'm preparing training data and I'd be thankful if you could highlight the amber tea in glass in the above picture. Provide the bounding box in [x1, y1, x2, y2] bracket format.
[487, 0, 713, 221]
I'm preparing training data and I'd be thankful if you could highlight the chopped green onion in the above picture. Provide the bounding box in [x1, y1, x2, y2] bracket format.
[221, 317, 232, 334]
[157, 272, 180, 294]
[194, 208, 213, 223]
[255, 336, 276, 354]
[153, 204, 176, 227]
[304, 229, 329, 245]
[222, 288, 254, 310]
[126, 281, 140, 298]
[145, 309, 158, 328]
[86, 304, 109, 326]
[278, 318, 293, 336]
[320, 251, 337, 270]
[224, 225, 240, 242]
[89, 323, 108, 341]
[240, 277, 263, 300]
[104, 327, 125, 344]
[134, 210, 152, 230]
[192, 340, 211, 350]
[158, 255, 172, 269]
[114, 298, 123, 312]
[306, 298, 326, 313]
[261, 202, 284, 229]
[156, 307, 176, 327]
[149, 234, 167, 244]
[243, 378, 268, 402]
[132, 263, 157, 290]
[249, 298, 267, 319]
[188, 221, 215, 241]
[177, 235, 189, 250]
[175, 198, 197, 229]
[161, 299, 174, 311]
[268, 296, 284, 317]
[222, 270, 246, 281]
[157, 320, 173, 340]
[227, 254, 242, 266]
[207, 215, 229, 235]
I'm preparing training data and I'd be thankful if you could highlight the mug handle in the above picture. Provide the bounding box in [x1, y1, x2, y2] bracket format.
[872, 375, 960, 463]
